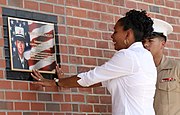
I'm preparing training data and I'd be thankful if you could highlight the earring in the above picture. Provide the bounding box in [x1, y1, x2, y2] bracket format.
[124, 40, 127, 45]
[126, 39, 129, 45]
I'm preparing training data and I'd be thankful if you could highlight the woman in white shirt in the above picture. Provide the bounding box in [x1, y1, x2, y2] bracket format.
[31, 9, 157, 115]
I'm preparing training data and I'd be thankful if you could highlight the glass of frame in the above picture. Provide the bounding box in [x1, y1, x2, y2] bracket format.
[8, 17, 56, 74]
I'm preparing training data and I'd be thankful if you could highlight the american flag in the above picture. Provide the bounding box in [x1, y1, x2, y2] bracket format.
[9, 17, 56, 73]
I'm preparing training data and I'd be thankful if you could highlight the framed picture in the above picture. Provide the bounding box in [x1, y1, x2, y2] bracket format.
[8, 17, 57, 74]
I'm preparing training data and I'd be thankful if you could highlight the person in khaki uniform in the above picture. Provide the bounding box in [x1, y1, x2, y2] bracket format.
[143, 18, 180, 115]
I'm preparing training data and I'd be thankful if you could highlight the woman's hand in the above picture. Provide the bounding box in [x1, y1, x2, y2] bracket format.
[31, 69, 56, 87]
[31, 64, 65, 87]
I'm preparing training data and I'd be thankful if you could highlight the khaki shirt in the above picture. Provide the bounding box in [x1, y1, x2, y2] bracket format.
[154, 56, 180, 115]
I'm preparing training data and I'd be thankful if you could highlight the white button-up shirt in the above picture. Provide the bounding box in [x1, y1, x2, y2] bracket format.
[77, 42, 157, 115]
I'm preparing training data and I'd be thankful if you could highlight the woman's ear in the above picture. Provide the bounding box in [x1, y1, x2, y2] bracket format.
[126, 29, 133, 39]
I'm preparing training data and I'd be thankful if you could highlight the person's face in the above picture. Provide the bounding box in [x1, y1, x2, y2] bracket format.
[142, 37, 165, 57]
[15, 40, 25, 56]
[111, 22, 127, 51]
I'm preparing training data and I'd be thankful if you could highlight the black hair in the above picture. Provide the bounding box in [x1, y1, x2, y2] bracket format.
[118, 9, 153, 42]
[147, 32, 167, 42]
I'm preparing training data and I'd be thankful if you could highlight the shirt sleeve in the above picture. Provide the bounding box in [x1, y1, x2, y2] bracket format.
[77, 49, 139, 87]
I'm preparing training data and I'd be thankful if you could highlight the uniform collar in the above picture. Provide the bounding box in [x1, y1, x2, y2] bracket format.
[157, 55, 173, 72]
[128, 42, 143, 49]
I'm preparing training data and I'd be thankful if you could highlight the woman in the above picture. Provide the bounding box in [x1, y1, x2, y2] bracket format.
[31, 9, 157, 115]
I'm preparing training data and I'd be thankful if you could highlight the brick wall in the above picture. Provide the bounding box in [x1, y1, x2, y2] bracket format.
[0, 0, 179, 114]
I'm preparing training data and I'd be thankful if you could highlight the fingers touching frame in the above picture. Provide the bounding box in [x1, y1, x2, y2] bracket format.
[31, 69, 44, 81]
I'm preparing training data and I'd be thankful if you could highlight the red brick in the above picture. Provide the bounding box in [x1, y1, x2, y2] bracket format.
[31, 102, 45, 111]
[66, 8, 73, 16]
[165, 40, 174, 48]
[76, 47, 89, 56]
[96, 41, 109, 49]
[80, 0, 93, 9]
[0, 80, 12, 89]
[78, 88, 93, 94]
[13, 81, 28, 90]
[166, 17, 176, 25]
[0, 59, 6, 68]
[171, 10, 180, 17]
[169, 49, 179, 57]
[74, 28, 88, 37]
[0, 91, 4, 99]
[88, 30, 101, 39]
[93, 87, 106, 94]
[94, 105, 107, 112]
[144, 0, 154, 3]
[69, 56, 83, 64]
[40, 3, 53, 13]
[64, 94, 71, 102]
[80, 104, 93, 112]
[174, 42, 180, 49]
[59, 36, 67, 44]
[94, 22, 108, 31]
[73, 9, 87, 18]
[66, 0, 79, 7]
[173, 25, 180, 33]
[102, 32, 111, 40]
[15, 102, 29, 110]
[165, 0, 175, 8]
[101, 14, 114, 23]
[93, 3, 106, 12]
[113, 0, 125, 6]
[5, 91, 20, 100]
[66, 17, 80, 26]
[125, 1, 137, 8]
[61, 55, 69, 63]
[24, 0, 38, 10]
[22, 92, 36, 100]
[81, 20, 94, 29]
[7, 112, 21, 115]
[46, 0, 57, 4]
[68, 36, 81, 46]
[100, 96, 111, 104]
[72, 94, 85, 102]
[54, 5, 64, 14]
[155, 0, 165, 5]
[0, 101, 13, 110]
[0, 17, 3, 26]
[86, 95, 99, 103]
[0, 70, 4, 79]
[61, 104, 72, 111]
[8, 0, 23, 7]
[39, 112, 53, 115]
[44, 87, 59, 92]
[0, 112, 5, 115]
[87, 11, 100, 20]
[104, 50, 114, 58]
[106, 5, 119, 14]
[58, 26, 66, 34]
[90, 49, 103, 57]
[82, 39, 96, 47]
[77, 66, 91, 73]
[137, 2, 149, 10]
[53, 94, 64, 102]
[0, 0, 6, 5]
[84, 58, 97, 66]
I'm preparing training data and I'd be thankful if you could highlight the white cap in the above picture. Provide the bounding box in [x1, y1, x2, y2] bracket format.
[15, 26, 24, 38]
[152, 18, 173, 37]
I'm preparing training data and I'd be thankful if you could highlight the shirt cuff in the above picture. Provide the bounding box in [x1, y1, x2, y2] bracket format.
[77, 73, 89, 87]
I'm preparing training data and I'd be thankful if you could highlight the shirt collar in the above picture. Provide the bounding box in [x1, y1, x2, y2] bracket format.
[128, 42, 143, 49]
[157, 55, 173, 72]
